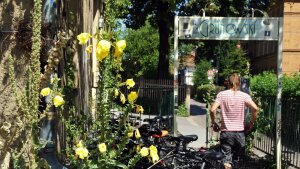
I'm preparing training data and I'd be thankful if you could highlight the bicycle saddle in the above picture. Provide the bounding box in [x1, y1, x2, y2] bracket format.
[179, 134, 198, 142]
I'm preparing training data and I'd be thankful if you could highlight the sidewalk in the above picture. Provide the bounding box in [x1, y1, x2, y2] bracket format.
[176, 99, 207, 149]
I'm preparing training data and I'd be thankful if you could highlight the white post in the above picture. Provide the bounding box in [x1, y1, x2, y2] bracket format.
[276, 17, 283, 169]
[173, 16, 179, 136]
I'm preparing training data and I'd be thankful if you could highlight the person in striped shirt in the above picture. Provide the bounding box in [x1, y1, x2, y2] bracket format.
[210, 73, 259, 169]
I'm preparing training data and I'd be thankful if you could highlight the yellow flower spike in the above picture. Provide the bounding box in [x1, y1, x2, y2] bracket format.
[114, 40, 126, 58]
[136, 105, 144, 114]
[114, 89, 119, 97]
[140, 147, 149, 157]
[98, 143, 107, 153]
[85, 45, 93, 54]
[96, 40, 111, 62]
[76, 140, 83, 148]
[128, 91, 138, 103]
[77, 33, 92, 45]
[120, 93, 126, 104]
[75, 147, 89, 159]
[135, 129, 141, 139]
[40, 87, 51, 97]
[125, 79, 135, 89]
[127, 132, 133, 137]
[53, 95, 65, 107]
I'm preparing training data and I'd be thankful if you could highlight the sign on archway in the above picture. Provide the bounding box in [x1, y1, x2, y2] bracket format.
[178, 16, 279, 40]
[173, 16, 283, 169]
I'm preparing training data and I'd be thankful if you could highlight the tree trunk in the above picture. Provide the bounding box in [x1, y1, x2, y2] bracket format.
[157, 1, 171, 79]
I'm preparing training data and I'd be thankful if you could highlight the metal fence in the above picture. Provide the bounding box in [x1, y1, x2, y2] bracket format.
[253, 96, 300, 168]
[121, 78, 185, 115]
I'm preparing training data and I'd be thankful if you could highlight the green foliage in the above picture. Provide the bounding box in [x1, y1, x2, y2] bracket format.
[195, 84, 216, 104]
[193, 59, 212, 87]
[177, 103, 189, 117]
[282, 74, 300, 96]
[218, 44, 250, 79]
[123, 20, 159, 78]
[250, 71, 277, 96]
[64, 30, 156, 168]
[194, 41, 249, 85]
[123, 0, 186, 78]
[104, 0, 132, 28]
[250, 71, 300, 96]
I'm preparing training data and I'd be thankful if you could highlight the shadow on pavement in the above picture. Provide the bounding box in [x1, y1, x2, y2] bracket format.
[190, 104, 207, 116]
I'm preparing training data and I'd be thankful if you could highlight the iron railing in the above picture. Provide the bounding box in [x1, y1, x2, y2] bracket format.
[253, 96, 300, 168]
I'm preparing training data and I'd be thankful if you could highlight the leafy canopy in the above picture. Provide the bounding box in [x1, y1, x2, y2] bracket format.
[123, 20, 159, 78]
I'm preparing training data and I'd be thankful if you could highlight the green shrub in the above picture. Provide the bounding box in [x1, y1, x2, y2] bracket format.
[250, 71, 300, 96]
[194, 84, 225, 103]
[193, 59, 212, 87]
[250, 71, 277, 96]
[177, 103, 189, 117]
[195, 84, 216, 103]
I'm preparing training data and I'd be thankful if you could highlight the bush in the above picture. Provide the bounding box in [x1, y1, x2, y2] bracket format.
[177, 103, 189, 117]
[195, 84, 216, 103]
[250, 71, 277, 96]
[193, 60, 212, 87]
[194, 84, 226, 103]
[250, 71, 300, 96]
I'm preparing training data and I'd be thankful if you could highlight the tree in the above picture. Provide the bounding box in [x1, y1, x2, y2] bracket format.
[218, 43, 250, 79]
[123, 21, 159, 78]
[123, 0, 181, 79]
[193, 59, 212, 87]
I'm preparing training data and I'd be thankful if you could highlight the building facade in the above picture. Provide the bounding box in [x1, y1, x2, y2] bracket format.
[248, 0, 300, 75]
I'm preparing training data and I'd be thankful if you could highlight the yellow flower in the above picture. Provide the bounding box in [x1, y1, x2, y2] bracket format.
[114, 89, 119, 97]
[98, 143, 107, 153]
[140, 147, 149, 157]
[125, 79, 135, 89]
[136, 105, 144, 114]
[96, 40, 111, 61]
[116, 40, 126, 51]
[40, 87, 51, 97]
[149, 145, 158, 155]
[76, 140, 83, 148]
[114, 40, 126, 58]
[53, 95, 65, 107]
[120, 93, 126, 104]
[135, 129, 141, 139]
[128, 91, 138, 103]
[149, 145, 159, 163]
[151, 154, 159, 163]
[75, 147, 89, 159]
[114, 50, 123, 58]
[77, 33, 92, 45]
[86, 45, 93, 53]
[127, 132, 133, 137]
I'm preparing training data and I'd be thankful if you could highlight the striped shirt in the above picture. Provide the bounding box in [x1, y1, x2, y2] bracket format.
[215, 90, 252, 131]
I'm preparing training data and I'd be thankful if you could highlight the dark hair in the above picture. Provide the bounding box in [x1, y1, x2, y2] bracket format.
[228, 73, 240, 92]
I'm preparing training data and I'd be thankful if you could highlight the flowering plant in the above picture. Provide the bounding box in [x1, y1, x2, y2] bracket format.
[62, 31, 150, 169]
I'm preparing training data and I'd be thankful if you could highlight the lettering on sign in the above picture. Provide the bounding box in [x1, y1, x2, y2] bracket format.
[178, 17, 279, 41]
